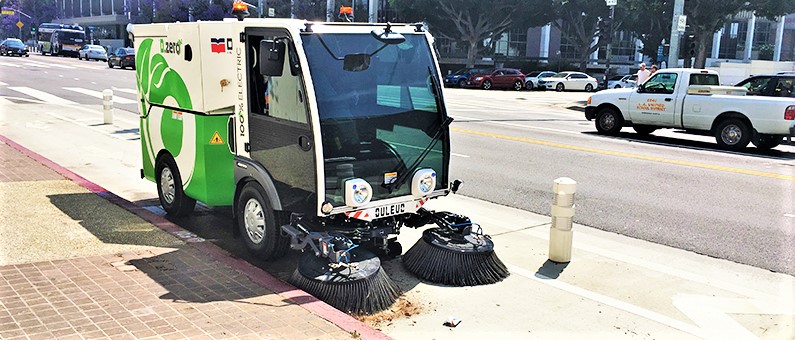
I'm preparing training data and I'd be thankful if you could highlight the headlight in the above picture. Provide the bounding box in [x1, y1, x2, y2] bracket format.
[411, 169, 437, 197]
[344, 178, 372, 207]
[474, 76, 483, 81]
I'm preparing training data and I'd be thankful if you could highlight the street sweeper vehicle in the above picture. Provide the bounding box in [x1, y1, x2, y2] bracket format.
[134, 10, 508, 314]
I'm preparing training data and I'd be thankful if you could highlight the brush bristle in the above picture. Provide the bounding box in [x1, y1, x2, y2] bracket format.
[403, 237, 509, 286]
[289, 266, 400, 314]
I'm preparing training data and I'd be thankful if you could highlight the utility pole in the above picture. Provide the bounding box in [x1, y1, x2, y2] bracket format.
[368, 0, 377, 23]
[604, 0, 616, 89]
[667, 0, 685, 68]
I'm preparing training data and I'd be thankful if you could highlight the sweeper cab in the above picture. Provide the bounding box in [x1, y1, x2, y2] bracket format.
[134, 15, 507, 314]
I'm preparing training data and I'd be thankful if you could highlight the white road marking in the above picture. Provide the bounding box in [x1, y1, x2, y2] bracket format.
[673, 294, 794, 340]
[451, 114, 581, 135]
[507, 264, 707, 338]
[112, 87, 138, 95]
[784, 213, 795, 218]
[24, 60, 74, 69]
[62, 87, 137, 104]
[0, 81, 7, 86]
[8, 86, 77, 105]
[23, 62, 50, 69]
[74, 78, 79, 81]
[0, 62, 20, 68]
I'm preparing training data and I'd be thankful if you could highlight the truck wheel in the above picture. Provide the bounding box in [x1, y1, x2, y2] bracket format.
[556, 83, 565, 92]
[633, 125, 657, 135]
[156, 155, 196, 216]
[237, 182, 289, 260]
[751, 133, 782, 150]
[595, 108, 624, 135]
[513, 80, 523, 91]
[482, 80, 492, 90]
[585, 84, 594, 92]
[715, 119, 751, 150]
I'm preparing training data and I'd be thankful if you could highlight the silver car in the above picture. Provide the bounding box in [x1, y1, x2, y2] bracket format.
[78, 44, 108, 61]
[607, 74, 637, 89]
[524, 71, 557, 90]
[540, 71, 599, 92]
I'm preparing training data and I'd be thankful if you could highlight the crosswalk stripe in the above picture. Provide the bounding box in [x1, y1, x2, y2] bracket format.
[112, 87, 138, 95]
[24, 60, 74, 69]
[8, 86, 77, 105]
[63, 87, 138, 104]
[0, 62, 20, 68]
[24, 62, 50, 69]
[0, 81, 7, 86]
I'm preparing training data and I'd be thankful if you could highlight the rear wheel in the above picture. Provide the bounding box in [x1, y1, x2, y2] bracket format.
[714, 119, 751, 150]
[633, 125, 657, 135]
[513, 80, 523, 91]
[585, 84, 594, 92]
[237, 182, 289, 260]
[614, 85, 622, 89]
[457, 79, 467, 88]
[155, 155, 196, 216]
[482, 80, 492, 90]
[595, 107, 624, 135]
[108, 60, 113, 68]
[556, 83, 565, 92]
[751, 132, 782, 150]
[525, 81, 534, 90]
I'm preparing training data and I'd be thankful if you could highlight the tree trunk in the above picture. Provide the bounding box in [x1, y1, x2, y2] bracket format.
[578, 45, 591, 72]
[693, 34, 710, 69]
[466, 40, 478, 68]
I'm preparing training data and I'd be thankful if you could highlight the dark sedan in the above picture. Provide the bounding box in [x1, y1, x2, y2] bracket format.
[0, 39, 29, 57]
[444, 68, 488, 88]
[108, 47, 135, 69]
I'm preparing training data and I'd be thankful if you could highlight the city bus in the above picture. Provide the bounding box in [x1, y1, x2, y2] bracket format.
[37, 23, 85, 56]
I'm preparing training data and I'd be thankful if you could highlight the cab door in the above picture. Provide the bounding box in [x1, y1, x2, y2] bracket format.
[628, 72, 679, 126]
[244, 28, 317, 214]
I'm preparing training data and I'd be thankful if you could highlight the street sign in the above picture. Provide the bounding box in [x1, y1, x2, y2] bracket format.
[16, 21, 24, 29]
[605, 0, 617, 6]
[677, 15, 687, 32]
[268, 8, 275, 17]
[1, 10, 14, 15]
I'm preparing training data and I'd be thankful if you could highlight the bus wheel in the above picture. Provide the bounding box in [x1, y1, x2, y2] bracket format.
[155, 155, 196, 216]
[237, 182, 289, 260]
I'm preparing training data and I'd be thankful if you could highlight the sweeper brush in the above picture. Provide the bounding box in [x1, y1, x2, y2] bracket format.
[288, 248, 400, 314]
[402, 213, 509, 286]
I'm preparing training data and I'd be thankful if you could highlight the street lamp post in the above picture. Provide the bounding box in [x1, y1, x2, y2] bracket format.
[667, 0, 685, 68]
[604, 0, 617, 89]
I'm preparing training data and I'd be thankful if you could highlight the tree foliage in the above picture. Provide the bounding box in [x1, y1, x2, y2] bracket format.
[0, 0, 59, 40]
[620, 0, 672, 66]
[547, 0, 610, 72]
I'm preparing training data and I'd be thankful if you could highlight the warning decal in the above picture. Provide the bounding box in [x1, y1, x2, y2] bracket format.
[209, 131, 224, 145]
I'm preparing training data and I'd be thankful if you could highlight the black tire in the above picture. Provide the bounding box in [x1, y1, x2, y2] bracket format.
[595, 107, 624, 135]
[585, 84, 594, 92]
[482, 80, 492, 90]
[108, 60, 113, 68]
[457, 79, 467, 88]
[614, 85, 622, 89]
[556, 83, 565, 92]
[714, 119, 751, 150]
[751, 132, 782, 150]
[155, 155, 196, 216]
[513, 80, 523, 91]
[237, 182, 289, 260]
[633, 125, 657, 135]
[525, 81, 534, 90]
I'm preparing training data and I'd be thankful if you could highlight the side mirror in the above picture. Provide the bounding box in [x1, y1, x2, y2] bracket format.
[259, 39, 285, 77]
[637, 84, 645, 93]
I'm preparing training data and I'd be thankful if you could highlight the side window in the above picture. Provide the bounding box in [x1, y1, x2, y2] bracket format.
[247, 34, 308, 124]
[689, 74, 719, 86]
[644, 73, 678, 94]
[774, 78, 795, 97]
[739, 77, 770, 95]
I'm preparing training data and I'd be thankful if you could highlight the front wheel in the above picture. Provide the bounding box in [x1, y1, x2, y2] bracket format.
[155, 155, 196, 216]
[614, 85, 622, 89]
[513, 80, 523, 91]
[108, 60, 113, 68]
[457, 79, 467, 88]
[482, 80, 492, 90]
[714, 119, 751, 150]
[585, 84, 594, 92]
[751, 132, 782, 150]
[237, 182, 289, 260]
[556, 83, 565, 92]
[595, 107, 624, 135]
[525, 81, 534, 90]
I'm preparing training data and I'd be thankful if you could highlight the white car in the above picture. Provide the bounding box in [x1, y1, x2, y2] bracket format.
[78, 44, 108, 61]
[607, 74, 637, 89]
[524, 71, 557, 90]
[540, 71, 598, 92]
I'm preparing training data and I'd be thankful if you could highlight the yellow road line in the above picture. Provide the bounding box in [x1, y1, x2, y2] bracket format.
[451, 127, 795, 181]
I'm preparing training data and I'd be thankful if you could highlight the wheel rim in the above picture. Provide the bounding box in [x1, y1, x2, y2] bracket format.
[721, 125, 743, 145]
[514, 81, 522, 90]
[159, 167, 176, 204]
[557, 83, 563, 91]
[599, 112, 615, 130]
[243, 198, 266, 244]
[484, 81, 491, 89]
[586, 85, 593, 92]
[458, 80, 466, 88]
[526, 82, 533, 90]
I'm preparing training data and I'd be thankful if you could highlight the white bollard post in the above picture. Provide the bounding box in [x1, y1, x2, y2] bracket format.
[549, 177, 576, 263]
[103, 89, 113, 124]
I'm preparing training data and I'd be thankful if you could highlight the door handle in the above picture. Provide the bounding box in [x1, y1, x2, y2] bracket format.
[664, 98, 672, 102]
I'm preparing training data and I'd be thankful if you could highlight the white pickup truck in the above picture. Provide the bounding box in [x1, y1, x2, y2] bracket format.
[585, 68, 795, 150]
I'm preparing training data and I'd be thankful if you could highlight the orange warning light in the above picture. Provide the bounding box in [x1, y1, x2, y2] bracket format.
[339, 6, 353, 15]
[232, 0, 248, 11]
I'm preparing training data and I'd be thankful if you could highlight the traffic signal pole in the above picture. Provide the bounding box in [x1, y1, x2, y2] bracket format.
[667, 0, 685, 68]
[604, 4, 615, 89]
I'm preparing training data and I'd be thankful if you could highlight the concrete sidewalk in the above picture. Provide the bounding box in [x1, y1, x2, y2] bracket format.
[0, 139, 382, 339]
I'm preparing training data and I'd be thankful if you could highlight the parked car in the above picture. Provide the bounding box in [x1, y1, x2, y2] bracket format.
[540, 71, 598, 92]
[444, 68, 488, 88]
[108, 47, 135, 69]
[607, 74, 637, 89]
[734, 73, 795, 98]
[78, 44, 108, 61]
[465, 68, 525, 90]
[0, 38, 29, 57]
[524, 71, 557, 90]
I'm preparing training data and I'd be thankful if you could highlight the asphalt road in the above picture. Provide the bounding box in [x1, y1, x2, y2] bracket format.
[1, 53, 793, 276]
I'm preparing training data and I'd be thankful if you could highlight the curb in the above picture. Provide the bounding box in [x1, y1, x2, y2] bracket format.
[0, 134, 390, 340]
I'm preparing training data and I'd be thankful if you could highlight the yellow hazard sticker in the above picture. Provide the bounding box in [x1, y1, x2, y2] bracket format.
[384, 172, 397, 185]
[209, 131, 224, 145]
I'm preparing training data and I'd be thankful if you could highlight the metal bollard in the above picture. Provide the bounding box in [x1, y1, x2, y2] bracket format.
[549, 177, 576, 263]
[103, 89, 113, 124]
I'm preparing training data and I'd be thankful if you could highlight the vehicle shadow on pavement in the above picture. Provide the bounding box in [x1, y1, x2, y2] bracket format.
[583, 131, 795, 160]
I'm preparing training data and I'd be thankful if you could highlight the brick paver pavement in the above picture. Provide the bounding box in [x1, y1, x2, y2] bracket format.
[0, 141, 357, 340]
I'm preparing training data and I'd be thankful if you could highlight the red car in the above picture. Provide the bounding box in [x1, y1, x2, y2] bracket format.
[465, 68, 525, 90]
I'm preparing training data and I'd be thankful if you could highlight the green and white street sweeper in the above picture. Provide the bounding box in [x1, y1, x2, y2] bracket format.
[134, 6, 508, 314]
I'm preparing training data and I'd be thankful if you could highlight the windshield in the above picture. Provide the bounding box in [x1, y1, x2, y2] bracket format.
[6, 40, 24, 48]
[57, 31, 85, 42]
[527, 72, 541, 77]
[550, 73, 568, 78]
[301, 33, 448, 206]
[610, 76, 624, 81]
